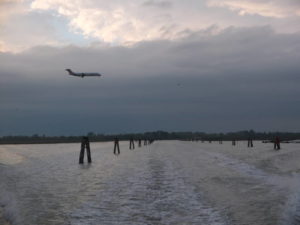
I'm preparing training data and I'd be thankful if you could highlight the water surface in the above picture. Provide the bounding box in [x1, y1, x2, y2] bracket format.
[1, 141, 300, 225]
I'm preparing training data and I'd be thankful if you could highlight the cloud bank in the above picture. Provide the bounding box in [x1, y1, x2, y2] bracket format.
[208, 0, 300, 18]
[30, 0, 185, 44]
[1, 27, 300, 135]
[1, 0, 300, 52]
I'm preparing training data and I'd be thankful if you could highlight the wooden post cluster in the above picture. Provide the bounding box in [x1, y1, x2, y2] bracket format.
[114, 137, 120, 155]
[79, 136, 91, 164]
[247, 139, 254, 148]
[129, 138, 135, 150]
[111, 138, 155, 156]
[274, 137, 280, 150]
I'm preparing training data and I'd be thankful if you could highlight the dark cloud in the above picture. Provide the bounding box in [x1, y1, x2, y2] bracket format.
[1, 26, 300, 135]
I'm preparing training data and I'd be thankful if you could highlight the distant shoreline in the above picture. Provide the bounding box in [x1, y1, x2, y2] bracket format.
[0, 131, 300, 145]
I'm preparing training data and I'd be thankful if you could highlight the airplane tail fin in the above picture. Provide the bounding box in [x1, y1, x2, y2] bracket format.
[66, 69, 74, 75]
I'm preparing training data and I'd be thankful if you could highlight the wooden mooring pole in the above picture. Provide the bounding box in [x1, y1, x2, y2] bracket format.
[129, 138, 135, 150]
[79, 136, 92, 164]
[274, 136, 281, 150]
[114, 137, 120, 155]
[247, 139, 253, 148]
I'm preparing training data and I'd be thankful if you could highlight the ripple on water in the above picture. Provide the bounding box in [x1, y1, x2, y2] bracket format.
[69, 153, 228, 225]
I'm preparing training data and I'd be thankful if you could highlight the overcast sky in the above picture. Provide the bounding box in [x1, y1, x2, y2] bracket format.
[1, 0, 300, 136]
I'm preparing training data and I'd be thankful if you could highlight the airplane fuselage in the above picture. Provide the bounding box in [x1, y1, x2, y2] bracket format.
[66, 69, 101, 78]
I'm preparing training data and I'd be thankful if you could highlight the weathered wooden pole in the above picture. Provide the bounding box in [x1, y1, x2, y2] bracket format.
[232, 140, 236, 146]
[114, 137, 120, 155]
[247, 139, 253, 148]
[138, 139, 142, 147]
[144, 139, 147, 146]
[274, 136, 281, 150]
[129, 138, 135, 150]
[79, 136, 91, 164]
[86, 139, 92, 163]
[79, 139, 85, 164]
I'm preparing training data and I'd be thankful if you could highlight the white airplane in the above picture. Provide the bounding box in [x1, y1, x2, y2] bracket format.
[66, 69, 101, 78]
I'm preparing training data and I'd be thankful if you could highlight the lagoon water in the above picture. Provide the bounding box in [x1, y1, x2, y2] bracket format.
[1, 141, 300, 225]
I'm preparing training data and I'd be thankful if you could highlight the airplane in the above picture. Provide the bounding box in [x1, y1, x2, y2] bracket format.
[66, 69, 101, 78]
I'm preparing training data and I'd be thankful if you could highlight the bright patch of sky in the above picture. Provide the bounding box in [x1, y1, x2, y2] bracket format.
[51, 15, 96, 46]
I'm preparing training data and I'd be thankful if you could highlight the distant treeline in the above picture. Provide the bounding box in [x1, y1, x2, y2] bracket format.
[0, 130, 300, 144]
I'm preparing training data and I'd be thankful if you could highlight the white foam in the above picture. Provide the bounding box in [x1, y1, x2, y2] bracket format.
[0, 185, 21, 225]
[0, 147, 24, 165]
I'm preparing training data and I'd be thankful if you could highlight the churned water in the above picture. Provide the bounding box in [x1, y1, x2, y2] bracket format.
[1, 141, 300, 225]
